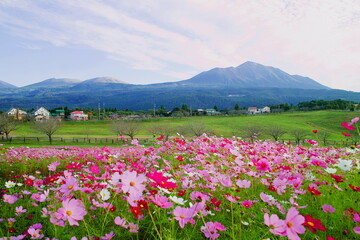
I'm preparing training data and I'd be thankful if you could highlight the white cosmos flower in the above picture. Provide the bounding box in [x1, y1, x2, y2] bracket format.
[100, 188, 111, 201]
[5, 181, 16, 188]
[336, 159, 352, 171]
[169, 196, 187, 205]
[325, 168, 337, 174]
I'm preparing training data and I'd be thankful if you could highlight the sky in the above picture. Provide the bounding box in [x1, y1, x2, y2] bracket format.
[0, 0, 359, 91]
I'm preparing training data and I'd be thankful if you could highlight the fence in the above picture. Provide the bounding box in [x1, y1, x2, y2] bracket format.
[0, 135, 357, 147]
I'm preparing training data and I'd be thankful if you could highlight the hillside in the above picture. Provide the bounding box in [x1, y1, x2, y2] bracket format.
[0, 80, 17, 89]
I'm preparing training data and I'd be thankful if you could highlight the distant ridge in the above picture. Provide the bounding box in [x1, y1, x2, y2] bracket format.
[0, 80, 17, 89]
[179, 61, 329, 89]
[24, 78, 82, 89]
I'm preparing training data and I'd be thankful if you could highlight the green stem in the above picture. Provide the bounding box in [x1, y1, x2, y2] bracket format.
[148, 207, 163, 240]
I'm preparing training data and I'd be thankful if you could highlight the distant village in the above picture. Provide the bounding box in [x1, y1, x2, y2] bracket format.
[4, 105, 272, 121]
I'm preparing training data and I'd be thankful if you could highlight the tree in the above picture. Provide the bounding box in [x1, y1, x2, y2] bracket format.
[317, 131, 331, 145]
[112, 120, 142, 140]
[33, 118, 61, 144]
[214, 105, 219, 111]
[266, 126, 286, 141]
[148, 125, 174, 140]
[234, 104, 240, 111]
[185, 122, 212, 137]
[290, 129, 308, 145]
[0, 114, 20, 140]
[242, 125, 262, 142]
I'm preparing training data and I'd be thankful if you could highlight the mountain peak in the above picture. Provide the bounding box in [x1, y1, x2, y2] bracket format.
[81, 77, 129, 84]
[179, 61, 329, 89]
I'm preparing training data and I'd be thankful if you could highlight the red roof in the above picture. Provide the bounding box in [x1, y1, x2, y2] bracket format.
[71, 111, 84, 114]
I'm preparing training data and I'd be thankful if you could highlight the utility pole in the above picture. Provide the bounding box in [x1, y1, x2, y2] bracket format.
[153, 103, 156, 117]
[98, 103, 100, 120]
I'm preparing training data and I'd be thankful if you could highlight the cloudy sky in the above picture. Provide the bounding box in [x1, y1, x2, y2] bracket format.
[0, 0, 359, 91]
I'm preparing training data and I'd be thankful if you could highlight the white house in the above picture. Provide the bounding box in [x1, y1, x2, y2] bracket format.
[32, 107, 50, 121]
[70, 111, 88, 121]
[260, 106, 271, 113]
[247, 107, 260, 114]
[7, 108, 27, 120]
[248, 106, 271, 114]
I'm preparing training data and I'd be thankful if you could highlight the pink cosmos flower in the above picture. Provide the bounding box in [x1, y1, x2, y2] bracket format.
[114, 216, 128, 228]
[264, 213, 286, 236]
[90, 165, 100, 174]
[322, 204, 335, 213]
[256, 159, 271, 171]
[200, 221, 226, 239]
[236, 179, 251, 188]
[3, 194, 18, 204]
[15, 206, 27, 216]
[342, 132, 351, 137]
[60, 176, 79, 195]
[118, 170, 146, 196]
[173, 206, 196, 228]
[353, 213, 360, 223]
[284, 207, 305, 240]
[48, 161, 60, 171]
[27, 227, 44, 239]
[152, 195, 173, 209]
[56, 198, 87, 226]
[349, 117, 359, 125]
[241, 200, 253, 208]
[101, 231, 115, 239]
[354, 227, 360, 235]
[311, 158, 327, 168]
[128, 222, 139, 232]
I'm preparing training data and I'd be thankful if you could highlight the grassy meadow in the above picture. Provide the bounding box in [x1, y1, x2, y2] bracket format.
[6, 110, 360, 142]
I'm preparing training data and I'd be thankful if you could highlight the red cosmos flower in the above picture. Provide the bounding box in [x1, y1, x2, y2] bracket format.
[330, 174, 343, 183]
[210, 197, 222, 207]
[307, 186, 321, 196]
[326, 237, 337, 240]
[137, 200, 149, 210]
[156, 135, 165, 140]
[303, 214, 327, 233]
[312, 130, 318, 133]
[130, 206, 143, 219]
[176, 156, 184, 161]
[349, 184, 360, 192]
[268, 185, 276, 192]
[342, 132, 351, 137]
[177, 190, 186, 197]
[341, 122, 355, 131]
[25, 179, 34, 186]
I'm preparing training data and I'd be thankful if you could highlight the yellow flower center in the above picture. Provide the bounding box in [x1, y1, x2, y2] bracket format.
[180, 215, 185, 219]
[66, 210, 72, 216]
[68, 185, 73, 189]
[307, 221, 314, 227]
[130, 181, 135, 186]
[287, 222, 293, 228]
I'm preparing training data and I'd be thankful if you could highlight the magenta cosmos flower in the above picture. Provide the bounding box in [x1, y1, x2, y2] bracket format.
[284, 207, 305, 240]
[57, 198, 87, 226]
[322, 204, 335, 213]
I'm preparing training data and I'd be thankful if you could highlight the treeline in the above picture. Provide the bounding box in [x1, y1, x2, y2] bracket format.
[270, 99, 359, 113]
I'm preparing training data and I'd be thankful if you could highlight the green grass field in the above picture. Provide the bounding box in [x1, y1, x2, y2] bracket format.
[3, 110, 359, 145]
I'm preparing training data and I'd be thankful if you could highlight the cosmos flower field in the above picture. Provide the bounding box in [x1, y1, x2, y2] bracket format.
[0, 133, 360, 239]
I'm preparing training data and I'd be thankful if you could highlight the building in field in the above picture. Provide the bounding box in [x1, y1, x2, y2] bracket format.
[7, 108, 27, 120]
[32, 107, 50, 121]
[70, 111, 88, 121]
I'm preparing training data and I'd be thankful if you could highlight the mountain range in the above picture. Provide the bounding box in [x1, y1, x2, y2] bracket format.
[0, 61, 359, 111]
